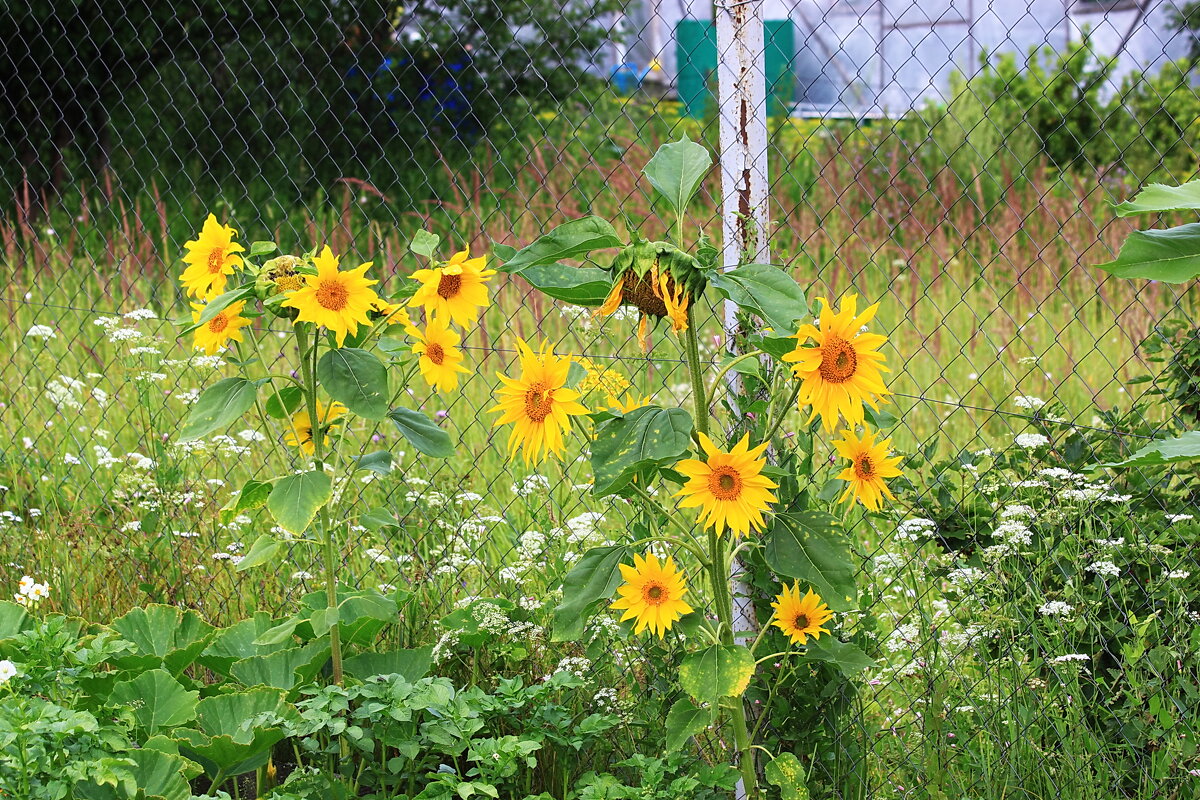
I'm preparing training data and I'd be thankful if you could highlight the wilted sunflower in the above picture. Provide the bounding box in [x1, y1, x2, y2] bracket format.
[180, 214, 246, 300]
[489, 339, 588, 464]
[281, 246, 381, 346]
[190, 300, 252, 355]
[609, 552, 693, 636]
[833, 426, 902, 511]
[284, 401, 348, 456]
[783, 294, 890, 432]
[771, 583, 833, 646]
[674, 433, 778, 537]
[596, 238, 705, 335]
[412, 317, 469, 392]
[409, 248, 495, 327]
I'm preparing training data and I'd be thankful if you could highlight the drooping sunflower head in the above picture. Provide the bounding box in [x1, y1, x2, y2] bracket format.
[412, 316, 469, 392]
[280, 246, 381, 346]
[596, 237, 706, 333]
[609, 552, 694, 637]
[782, 293, 891, 432]
[190, 300, 252, 355]
[284, 400, 348, 456]
[674, 433, 779, 537]
[834, 426, 902, 511]
[409, 248, 496, 327]
[771, 583, 833, 646]
[180, 214, 246, 300]
[488, 338, 589, 465]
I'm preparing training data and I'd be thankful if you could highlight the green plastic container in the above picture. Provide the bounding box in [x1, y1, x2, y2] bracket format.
[675, 19, 796, 119]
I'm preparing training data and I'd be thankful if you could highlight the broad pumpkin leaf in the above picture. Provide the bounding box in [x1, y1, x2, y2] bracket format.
[267, 470, 332, 534]
[551, 545, 629, 642]
[1095, 223, 1200, 283]
[317, 347, 388, 420]
[200, 612, 290, 676]
[0, 600, 29, 639]
[678, 644, 755, 703]
[643, 137, 713, 214]
[111, 604, 215, 674]
[230, 640, 330, 694]
[179, 377, 259, 440]
[1114, 181, 1200, 216]
[590, 405, 693, 496]
[500, 216, 624, 274]
[110, 669, 198, 735]
[1097, 430, 1200, 468]
[343, 646, 434, 682]
[174, 689, 299, 778]
[764, 512, 857, 611]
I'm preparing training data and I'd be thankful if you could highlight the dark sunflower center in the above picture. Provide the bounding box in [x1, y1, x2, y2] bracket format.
[794, 614, 810, 630]
[437, 272, 462, 299]
[855, 455, 875, 479]
[207, 247, 225, 274]
[621, 272, 670, 317]
[207, 313, 229, 334]
[523, 381, 553, 422]
[708, 467, 742, 501]
[425, 343, 446, 365]
[643, 582, 667, 606]
[316, 279, 349, 311]
[818, 337, 858, 383]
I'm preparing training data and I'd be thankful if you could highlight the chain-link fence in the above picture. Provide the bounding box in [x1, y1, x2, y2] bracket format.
[4, 0, 1200, 797]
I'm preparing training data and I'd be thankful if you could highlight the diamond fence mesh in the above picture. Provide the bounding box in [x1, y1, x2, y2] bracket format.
[3, 0, 1200, 796]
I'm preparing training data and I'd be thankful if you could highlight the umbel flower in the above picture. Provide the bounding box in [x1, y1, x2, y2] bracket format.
[284, 401, 348, 456]
[180, 214, 245, 300]
[596, 237, 706, 334]
[783, 294, 890, 432]
[489, 339, 588, 464]
[282, 246, 381, 346]
[412, 317, 469, 392]
[409, 248, 495, 327]
[771, 583, 833, 646]
[674, 433, 779, 537]
[609, 552, 693, 636]
[190, 300, 252, 355]
[834, 426, 902, 511]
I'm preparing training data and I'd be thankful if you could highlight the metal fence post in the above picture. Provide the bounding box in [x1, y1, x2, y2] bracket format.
[716, 2, 771, 795]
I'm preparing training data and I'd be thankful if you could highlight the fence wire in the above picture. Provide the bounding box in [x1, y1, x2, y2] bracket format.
[2, 0, 1200, 797]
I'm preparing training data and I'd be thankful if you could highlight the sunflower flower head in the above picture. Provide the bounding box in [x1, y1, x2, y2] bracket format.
[674, 433, 779, 537]
[190, 300, 252, 355]
[596, 237, 705, 334]
[409, 248, 496, 327]
[370, 298, 419, 336]
[281, 246, 381, 346]
[609, 552, 694, 636]
[413, 317, 470, 392]
[771, 583, 833, 646]
[284, 400, 348, 456]
[488, 339, 589, 465]
[256, 255, 305, 299]
[783, 293, 890, 432]
[834, 426, 902, 511]
[180, 214, 246, 300]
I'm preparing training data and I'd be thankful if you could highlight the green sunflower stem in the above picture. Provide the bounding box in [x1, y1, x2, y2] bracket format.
[684, 321, 759, 800]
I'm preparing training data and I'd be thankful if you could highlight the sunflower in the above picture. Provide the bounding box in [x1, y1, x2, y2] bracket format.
[281, 246, 381, 346]
[489, 339, 588, 464]
[190, 300, 252, 355]
[412, 317, 469, 392]
[609, 552, 694, 636]
[783, 294, 890, 432]
[369, 298, 418, 335]
[284, 401, 348, 456]
[409, 248, 495, 327]
[595, 238, 702, 334]
[770, 583, 833, 646]
[674, 433, 779, 537]
[607, 393, 652, 414]
[180, 214, 246, 300]
[833, 426, 902, 511]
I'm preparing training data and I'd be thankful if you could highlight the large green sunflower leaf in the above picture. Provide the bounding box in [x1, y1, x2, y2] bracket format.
[317, 347, 388, 420]
[551, 545, 629, 642]
[499, 217, 624, 274]
[764, 512, 857, 611]
[709, 264, 808, 336]
[678, 644, 755, 703]
[590, 405, 693, 496]
[1095, 223, 1200, 283]
[643, 137, 713, 214]
[1113, 180, 1200, 216]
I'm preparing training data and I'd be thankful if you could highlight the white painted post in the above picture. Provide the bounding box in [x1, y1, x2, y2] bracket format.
[715, 3, 770, 797]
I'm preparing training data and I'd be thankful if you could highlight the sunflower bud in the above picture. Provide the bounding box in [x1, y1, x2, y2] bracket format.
[255, 255, 305, 299]
[596, 237, 706, 333]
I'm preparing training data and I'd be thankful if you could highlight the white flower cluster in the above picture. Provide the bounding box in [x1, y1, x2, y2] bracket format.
[895, 517, 937, 541]
[947, 567, 986, 588]
[1167, 513, 1194, 524]
[14, 575, 50, 607]
[1086, 560, 1120, 578]
[1015, 433, 1049, 449]
[1038, 600, 1074, 616]
[512, 474, 552, 497]
[1013, 395, 1046, 410]
[25, 324, 56, 339]
[546, 655, 591, 682]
